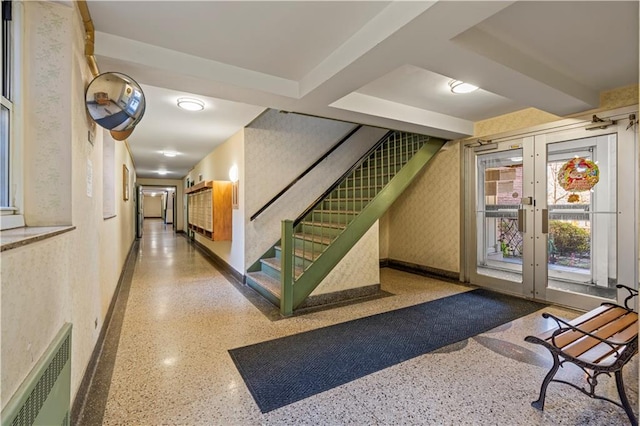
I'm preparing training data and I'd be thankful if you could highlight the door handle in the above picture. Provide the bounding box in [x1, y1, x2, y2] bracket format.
[517, 208, 526, 233]
[541, 209, 548, 234]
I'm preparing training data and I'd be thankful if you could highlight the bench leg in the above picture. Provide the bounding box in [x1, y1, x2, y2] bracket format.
[532, 352, 560, 411]
[615, 369, 638, 426]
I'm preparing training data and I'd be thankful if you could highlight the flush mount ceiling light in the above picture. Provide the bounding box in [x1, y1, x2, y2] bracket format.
[162, 150, 177, 157]
[157, 170, 168, 175]
[177, 97, 204, 111]
[449, 80, 479, 94]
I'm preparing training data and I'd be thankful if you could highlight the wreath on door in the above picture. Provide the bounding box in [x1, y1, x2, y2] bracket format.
[557, 157, 599, 203]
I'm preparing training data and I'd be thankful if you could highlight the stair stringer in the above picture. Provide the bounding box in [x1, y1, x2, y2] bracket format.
[286, 138, 447, 312]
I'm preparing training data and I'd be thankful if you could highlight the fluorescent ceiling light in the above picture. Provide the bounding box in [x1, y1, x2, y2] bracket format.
[162, 151, 177, 157]
[177, 97, 204, 111]
[449, 80, 479, 94]
[510, 157, 523, 162]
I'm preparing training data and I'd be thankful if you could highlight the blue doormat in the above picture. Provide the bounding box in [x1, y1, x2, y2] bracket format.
[228, 288, 546, 413]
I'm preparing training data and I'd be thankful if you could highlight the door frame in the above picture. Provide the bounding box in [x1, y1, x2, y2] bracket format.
[462, 105, 638, 310]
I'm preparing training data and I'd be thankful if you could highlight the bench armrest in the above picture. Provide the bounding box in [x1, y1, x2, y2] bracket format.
[616, 284, 638, 311]
[542, 312, 636, 350]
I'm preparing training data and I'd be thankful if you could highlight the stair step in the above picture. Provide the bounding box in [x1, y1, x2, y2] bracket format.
[275, 246, 322, 262]
[294, 233, 333, 245]
[311, 209, 359, 215]
[261, 257, 304, 278]
[300, 221, 346, 230]
[246, 271, 281, 298]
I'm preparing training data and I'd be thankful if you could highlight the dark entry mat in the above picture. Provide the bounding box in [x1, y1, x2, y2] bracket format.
[229, 288, 546, 413]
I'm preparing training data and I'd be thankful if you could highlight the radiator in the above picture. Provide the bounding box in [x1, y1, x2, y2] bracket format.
[1, 323, 72, 426]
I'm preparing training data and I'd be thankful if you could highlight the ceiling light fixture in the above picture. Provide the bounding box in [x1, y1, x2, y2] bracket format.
[177, 97, 204, 111]
[449, 80, 479, 94]
[162, 151, 177, 157]
[157, 170, 168, 175]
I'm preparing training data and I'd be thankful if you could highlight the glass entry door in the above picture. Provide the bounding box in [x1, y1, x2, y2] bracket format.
[534, 129, 629, 310]
[471, 139, 532, 297]
[467, 114, 637, 311]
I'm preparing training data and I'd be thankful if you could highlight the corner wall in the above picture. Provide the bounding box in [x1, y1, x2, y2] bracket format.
[185, 129, 245, 273]
[1, 2, 136, 410]
[381, 143, 461, 275]
[245, 111, 386, 294]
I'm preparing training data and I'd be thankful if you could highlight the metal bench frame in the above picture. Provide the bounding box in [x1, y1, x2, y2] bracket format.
[525, 284, 638, 426]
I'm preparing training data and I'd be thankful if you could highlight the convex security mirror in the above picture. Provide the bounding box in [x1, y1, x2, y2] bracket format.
[85, 72, 146, 140]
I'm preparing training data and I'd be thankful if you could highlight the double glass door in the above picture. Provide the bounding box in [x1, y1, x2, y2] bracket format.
[466, 116, 637, 311]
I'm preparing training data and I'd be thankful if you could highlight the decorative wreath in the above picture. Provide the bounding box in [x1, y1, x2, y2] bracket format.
[557, 157, 599, 192]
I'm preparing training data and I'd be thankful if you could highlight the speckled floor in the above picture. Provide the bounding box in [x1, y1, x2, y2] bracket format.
[80, 220, 638, 425]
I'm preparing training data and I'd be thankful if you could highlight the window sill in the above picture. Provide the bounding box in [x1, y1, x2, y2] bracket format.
[0, 225, 76, 252]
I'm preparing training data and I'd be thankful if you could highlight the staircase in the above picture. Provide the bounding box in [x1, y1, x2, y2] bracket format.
[246, 131, 446, 315]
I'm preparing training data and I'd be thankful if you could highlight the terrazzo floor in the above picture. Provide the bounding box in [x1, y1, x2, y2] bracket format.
[79, 219, 638, 425]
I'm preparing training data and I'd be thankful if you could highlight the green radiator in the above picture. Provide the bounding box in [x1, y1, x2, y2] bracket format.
[1, 323, 72, 426]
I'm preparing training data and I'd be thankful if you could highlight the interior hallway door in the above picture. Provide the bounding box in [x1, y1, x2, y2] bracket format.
[136, 185, 144, 239]
[465, 109, 638, 311]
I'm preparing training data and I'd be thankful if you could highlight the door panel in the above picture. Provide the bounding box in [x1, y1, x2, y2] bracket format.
[466, 109, 637, 311]
[470, 139, 533, 296]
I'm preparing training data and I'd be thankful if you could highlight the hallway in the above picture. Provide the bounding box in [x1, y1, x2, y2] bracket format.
[79, 219, 638, 425]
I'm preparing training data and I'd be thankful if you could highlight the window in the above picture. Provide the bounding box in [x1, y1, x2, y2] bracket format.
[1, 0, 13, 208]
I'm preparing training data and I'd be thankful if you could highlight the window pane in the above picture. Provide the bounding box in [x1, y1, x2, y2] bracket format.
[0, 104, 8, 206]
[2, 0, 12, 100]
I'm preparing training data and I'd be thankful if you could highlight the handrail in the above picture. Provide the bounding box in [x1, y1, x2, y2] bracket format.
[250, 124, 363, 221]
[293, 130, 395, 227]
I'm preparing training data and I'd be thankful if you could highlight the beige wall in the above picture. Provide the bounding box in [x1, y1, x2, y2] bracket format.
[381, 143, 461, 274]
[474, 85, 639, 138]
[1, 2, 136, 409]
[23, 1, 73, 225]
[312, 222, 381, 296]
[143, 195, 163, 217]
[186, 129, 245, 272]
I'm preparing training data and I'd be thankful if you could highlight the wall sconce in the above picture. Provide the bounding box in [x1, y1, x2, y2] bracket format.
[229, 165, 239, 209]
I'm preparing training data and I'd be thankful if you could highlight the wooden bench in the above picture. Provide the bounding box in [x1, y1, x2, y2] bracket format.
[525, 284, 638, 425]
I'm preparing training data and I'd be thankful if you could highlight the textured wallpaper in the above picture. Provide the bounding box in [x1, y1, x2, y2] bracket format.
[474, 108, 560, 138]
[312, 222, 380, 295]
[474, 85, 639, 138]
[244, 110, 355, 217]
[244, 110, 386, 266]
[600, 84, 639, 110]
[386, 143, 461, 274]
[1, 235, 72, 406]
[244, 111, 388, 295]
[2, 1, 136, 408]
[24, 1, 73, 225]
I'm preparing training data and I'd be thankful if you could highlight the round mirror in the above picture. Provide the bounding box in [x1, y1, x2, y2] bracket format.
[85, 72, 146, 132]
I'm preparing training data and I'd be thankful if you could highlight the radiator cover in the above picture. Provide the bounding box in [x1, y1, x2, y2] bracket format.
[1, 323, 72, 426]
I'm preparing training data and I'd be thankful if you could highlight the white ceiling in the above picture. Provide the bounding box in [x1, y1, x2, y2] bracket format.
[86, 1, 639, 179]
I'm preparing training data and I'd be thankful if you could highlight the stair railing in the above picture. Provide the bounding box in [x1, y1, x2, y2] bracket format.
[281, 131, 440, 315]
